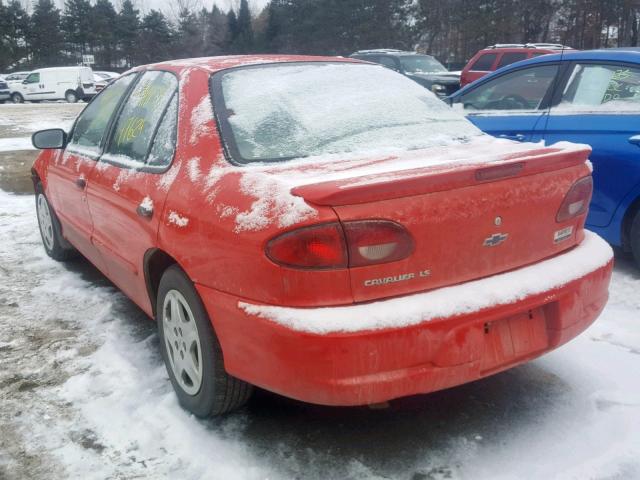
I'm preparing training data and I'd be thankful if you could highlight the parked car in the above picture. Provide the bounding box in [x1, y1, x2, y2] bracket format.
[449, 48, 640, 266]
[4, 71, 30, 87]
[350, 49, 460, 97]
[0, 79, 10, 103]
[460, 44, 573, 87]
[93, 71, 121, 92]
[31, 55, 613, 417]
[10, 66, 96, 103]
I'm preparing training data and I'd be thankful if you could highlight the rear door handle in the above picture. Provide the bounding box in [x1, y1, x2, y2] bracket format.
[136, 204, 154, 218]
[629, 135, 640, 146]
[75, 177, 86, 189]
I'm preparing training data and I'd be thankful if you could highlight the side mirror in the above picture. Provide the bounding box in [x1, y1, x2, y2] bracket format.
[22, 80, 28, 84]
[32, 129, 67, 150]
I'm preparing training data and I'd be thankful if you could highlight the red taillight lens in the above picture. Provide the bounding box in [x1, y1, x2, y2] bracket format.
[556, 176, 593, 223]
[266, 220, 414, 269]
[344, 220, 415, 267]
[266, 223, 348, 269]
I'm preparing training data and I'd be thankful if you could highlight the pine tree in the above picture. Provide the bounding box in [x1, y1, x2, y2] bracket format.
[92, 0, 118, 68]
[175, 7, 203, 58]
[137, 10, 174, 64]
[233, 0, 255, 53]
[1, 0, 30, 70]
[62, 0, 94, 61]
[28, 0, 65, 68]
[116, 0, 140, 68]
[205, 6, 229, 55]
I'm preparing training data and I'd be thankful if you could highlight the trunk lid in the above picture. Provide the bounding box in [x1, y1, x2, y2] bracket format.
[272, 139, 592, 303]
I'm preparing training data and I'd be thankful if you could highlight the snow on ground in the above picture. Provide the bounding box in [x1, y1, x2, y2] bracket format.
[0, 137, 34, 152]
[1, 188, 639, 480]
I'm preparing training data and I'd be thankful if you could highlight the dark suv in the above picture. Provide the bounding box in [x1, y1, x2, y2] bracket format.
[349, 49, 460, 98]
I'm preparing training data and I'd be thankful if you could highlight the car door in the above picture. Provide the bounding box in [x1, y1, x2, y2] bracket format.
[452, 63, 561, 142]
[87, 70, 179, 312]
[46, 73, 137, 272]
[543, 62, 640, 230]
[21, 72, 42, 100]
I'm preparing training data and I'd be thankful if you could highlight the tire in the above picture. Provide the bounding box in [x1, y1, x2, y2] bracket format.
[630, 210, 640, 268]
[157, 265, 253, 417]
[35, 182, 77, 261]
[65, 90, 78, 103]
[11, 93, 23, 104]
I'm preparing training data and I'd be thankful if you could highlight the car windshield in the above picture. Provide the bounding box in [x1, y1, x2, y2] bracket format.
[399, 56, 448, 74]
[214, 63, 480, 164]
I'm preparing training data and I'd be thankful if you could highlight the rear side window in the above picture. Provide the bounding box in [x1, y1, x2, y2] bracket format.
[104, 71, 178, 166]
[68, 73, 137, 156]
[471, 54, 497, 71]
[497, 53, 528, 69]
[555, 63, 640, 112]
[376, 56, 400, 71]
[148, 95, 178, 168]
[459, 65, 559, 111]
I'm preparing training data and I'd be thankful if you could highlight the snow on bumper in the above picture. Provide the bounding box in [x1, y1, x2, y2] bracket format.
[199, 232, 613, 405]
[238, 231, 613, 334]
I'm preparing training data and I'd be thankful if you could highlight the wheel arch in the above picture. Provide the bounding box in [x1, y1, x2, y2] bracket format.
[622, 193, 640, 251]
[143, 248, 180, 318]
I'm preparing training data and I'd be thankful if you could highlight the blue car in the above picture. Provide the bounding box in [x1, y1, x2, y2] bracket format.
[448, 48, 640, 266]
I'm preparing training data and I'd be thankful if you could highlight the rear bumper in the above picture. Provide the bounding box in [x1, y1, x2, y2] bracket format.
[197, 232, 614, 406]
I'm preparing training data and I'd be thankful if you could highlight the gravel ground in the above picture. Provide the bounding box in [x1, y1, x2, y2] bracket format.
[0, 104, 639, 480]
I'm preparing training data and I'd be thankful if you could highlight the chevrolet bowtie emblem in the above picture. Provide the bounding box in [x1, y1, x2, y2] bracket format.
[483, 233, 509, 247]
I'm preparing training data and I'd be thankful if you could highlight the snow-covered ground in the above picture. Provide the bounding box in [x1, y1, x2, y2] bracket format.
[1, 187, 639, 479]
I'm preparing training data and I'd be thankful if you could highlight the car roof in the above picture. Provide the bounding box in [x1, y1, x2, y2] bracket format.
[452, 48, 640, 97]
[351, 50, 432, 57]
[144, 55, 362, 74]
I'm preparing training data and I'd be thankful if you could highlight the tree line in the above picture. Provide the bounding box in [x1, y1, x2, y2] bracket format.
[1, 0, 639, 73]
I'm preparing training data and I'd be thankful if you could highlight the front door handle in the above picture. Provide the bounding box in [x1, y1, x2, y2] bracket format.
[499, 133, 526, 142]
[75, 177, 86, 189]
[629, 135, 640, 146]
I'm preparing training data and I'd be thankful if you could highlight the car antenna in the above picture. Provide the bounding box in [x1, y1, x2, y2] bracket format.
[540, 43, 568, 141]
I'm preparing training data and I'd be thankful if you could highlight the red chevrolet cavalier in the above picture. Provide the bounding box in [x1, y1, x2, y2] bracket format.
[31, 55, 614, 417]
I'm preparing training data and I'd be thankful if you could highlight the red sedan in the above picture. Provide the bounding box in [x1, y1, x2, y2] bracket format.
[31, 55, 613, 417]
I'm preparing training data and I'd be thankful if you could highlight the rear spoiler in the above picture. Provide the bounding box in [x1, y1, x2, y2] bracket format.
[291, 146, 591, 206]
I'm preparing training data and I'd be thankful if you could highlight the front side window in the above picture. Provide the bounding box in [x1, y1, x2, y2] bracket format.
[554, 63, 640, 113]
[104, 71, 178, 166]
[214, 63, 481, 164]
[471, 54, 497, 71]
[67, 73, 137, 156]
[24, 73, 40, 84]
[398, 56, 447, 74]
[459, 65, 559, 111]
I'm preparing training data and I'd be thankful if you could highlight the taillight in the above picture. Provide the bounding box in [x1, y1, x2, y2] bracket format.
[556, 176, 593, 223]
[266, 223, 348, 269]
[266, 220, 414, 269]
[343, 220, 414, 268]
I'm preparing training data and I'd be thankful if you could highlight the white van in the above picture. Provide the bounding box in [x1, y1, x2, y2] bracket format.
[10, 66, 97, 103]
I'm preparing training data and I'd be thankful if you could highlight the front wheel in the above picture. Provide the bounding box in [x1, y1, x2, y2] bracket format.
[157, 265, 253, 417]
[11, 93, 23, 104]
[65, 90, 78, 103]
[630, 210, 640, 268]
[35, 183, 77, 261]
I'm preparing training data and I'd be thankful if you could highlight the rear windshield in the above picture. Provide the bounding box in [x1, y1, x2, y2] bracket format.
[213, 62, 481, 164]
[471, 53, 497, 71]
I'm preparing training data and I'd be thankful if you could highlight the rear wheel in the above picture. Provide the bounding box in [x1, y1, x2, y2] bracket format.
[630, 210, 640, 268]
[157, 265, 253, 417]
[11, 92, 23, 104]
[35, 183, 77, 261]
[65, 90, 78, 103]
